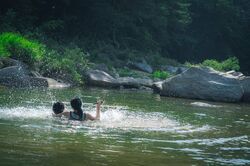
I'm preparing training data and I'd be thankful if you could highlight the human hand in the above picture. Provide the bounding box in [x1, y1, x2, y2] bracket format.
[96, 100, 104, 105]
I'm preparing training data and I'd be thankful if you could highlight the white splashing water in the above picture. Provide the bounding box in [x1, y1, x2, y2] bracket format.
[0, 104, 211, 133]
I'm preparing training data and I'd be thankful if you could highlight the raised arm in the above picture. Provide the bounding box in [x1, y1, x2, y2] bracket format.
[85, 101, 103, 121]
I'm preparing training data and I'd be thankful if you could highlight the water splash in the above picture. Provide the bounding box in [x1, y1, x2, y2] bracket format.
[0, 104, 211, 133]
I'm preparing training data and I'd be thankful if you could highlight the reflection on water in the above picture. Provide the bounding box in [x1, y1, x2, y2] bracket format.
[0, 88, 249, 166]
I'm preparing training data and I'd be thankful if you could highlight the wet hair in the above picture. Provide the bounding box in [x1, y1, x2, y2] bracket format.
[70, 97, 83, 119]
[52, 102, 65, 114]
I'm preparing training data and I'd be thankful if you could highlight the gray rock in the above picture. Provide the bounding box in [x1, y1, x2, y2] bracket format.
[159, 67, 244, 102]
[86, 69, 154, 89]
[0, 65, 69, 88]
[86, 69, 119, 88]
[117, 77, 153, 89]
[226, 70, 244, 78]
[127, 59, 153, 73]
[161, 65, 188, 74]
[0, 65, 31, 80]
[161, 65, 178, 74]
[176, 67, 188, 74]
[152, 81, 163, 93]
[239, 77, 250, 102]
[0, 66, 48, 87]
[45, 77, 70, 88]
[0, 58, 28, 69]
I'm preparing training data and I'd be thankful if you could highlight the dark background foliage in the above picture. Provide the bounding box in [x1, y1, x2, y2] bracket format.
[1, 0, 249, 74]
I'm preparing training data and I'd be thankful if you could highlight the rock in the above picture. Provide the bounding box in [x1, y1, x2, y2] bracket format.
[0, 66, 48, 87]
[161, 65, 178, 74]
[0, 65, 69, 88]
[127, 59, 153, 73]
[0, 58, 28, 69]
[239, 77, 250, 102]
[159, 67, 244, 102]
[0, 61, 4, 69]
[93, 63, 119, 78]
[226, 70, 244, 78]
[176, 67, 188, 74]
[45, 77, 70, 88]
[152, 81, 163, 93]
[117, 77, 153, 89]
[86, 69, 119, 88]
[0, 65, 31, 80]
[161, 65, 188, 74]
[86, 69, 154, 89]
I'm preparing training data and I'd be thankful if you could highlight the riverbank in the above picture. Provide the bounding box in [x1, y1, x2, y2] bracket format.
[0, 58, 249, 103]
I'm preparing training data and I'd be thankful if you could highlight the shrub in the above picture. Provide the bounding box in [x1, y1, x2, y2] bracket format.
[221, 57, 240, 71]
[202, 59, 223, 71]
[41, 45, 89, 84]
[152, 70, 170, 79]
[202, 57, 240, 71]
[0, 32, 45, 64]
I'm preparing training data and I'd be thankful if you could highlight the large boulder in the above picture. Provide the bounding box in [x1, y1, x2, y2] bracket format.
[86, 69, 119, 88]
[159, 67, 244, 102]
[86, 69, 154, 89]
[0, 66, 48, 87]
[0, 65, 69, 88]
[239, 77, 250, 102]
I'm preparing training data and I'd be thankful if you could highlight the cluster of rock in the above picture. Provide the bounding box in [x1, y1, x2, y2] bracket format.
[0, 58, 69, 88]
[1, 58, 249, 103]
[153, 67, 250, 102]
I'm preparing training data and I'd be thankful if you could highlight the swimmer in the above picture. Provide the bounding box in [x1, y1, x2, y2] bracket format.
[52, 97, 103, 121]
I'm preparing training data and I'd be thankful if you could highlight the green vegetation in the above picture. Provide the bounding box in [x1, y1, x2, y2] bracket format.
[0, 32, 45, 64]
[0, 32, 89, 84]
[41, 45, 89, 84]
[0, 0, 249, 74]
[185, 57, 240, 72]
[0, 0, 249, 85]
[152, 71, 170, 80]
[202, 57, 240, 71]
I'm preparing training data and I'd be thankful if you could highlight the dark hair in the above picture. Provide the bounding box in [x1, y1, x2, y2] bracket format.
[70, 97, 83, 119]
[52, 102, 65, 114]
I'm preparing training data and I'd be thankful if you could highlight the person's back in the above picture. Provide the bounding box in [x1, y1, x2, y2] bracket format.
[52, 98, 103, 121]
[69, 97, 85, 121]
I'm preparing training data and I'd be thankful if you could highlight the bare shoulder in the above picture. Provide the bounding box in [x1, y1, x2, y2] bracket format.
[62, 111, 70, 118]
[53, 111, 70, 118]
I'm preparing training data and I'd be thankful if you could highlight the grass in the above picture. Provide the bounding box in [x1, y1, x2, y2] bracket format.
[0, 32, 45, 64]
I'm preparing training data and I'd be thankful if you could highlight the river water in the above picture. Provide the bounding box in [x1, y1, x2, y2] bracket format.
[0, 87, 249, 166]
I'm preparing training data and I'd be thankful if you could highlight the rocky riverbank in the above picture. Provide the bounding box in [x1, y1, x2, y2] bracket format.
[0, 58, 249, 103]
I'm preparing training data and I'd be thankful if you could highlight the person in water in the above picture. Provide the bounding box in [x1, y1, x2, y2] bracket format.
[52, 97, 103, 121]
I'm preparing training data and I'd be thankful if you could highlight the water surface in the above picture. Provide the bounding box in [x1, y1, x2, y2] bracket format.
[0, 88, 249, 165]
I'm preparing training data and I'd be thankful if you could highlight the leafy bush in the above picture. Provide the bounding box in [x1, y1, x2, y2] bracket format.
[202, 57, 240, 71]
[152, 70, 170, 79]
[221, 57, 240, 71]
[184, 61, 200, 68]
[202, 59, 223, 71]
[0, 32, 45, 64]
[41, 45, 89, 84]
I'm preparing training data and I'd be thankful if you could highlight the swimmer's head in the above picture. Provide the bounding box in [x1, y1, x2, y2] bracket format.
[52, 102, 65, 114]
[70, 97, 82, 111]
